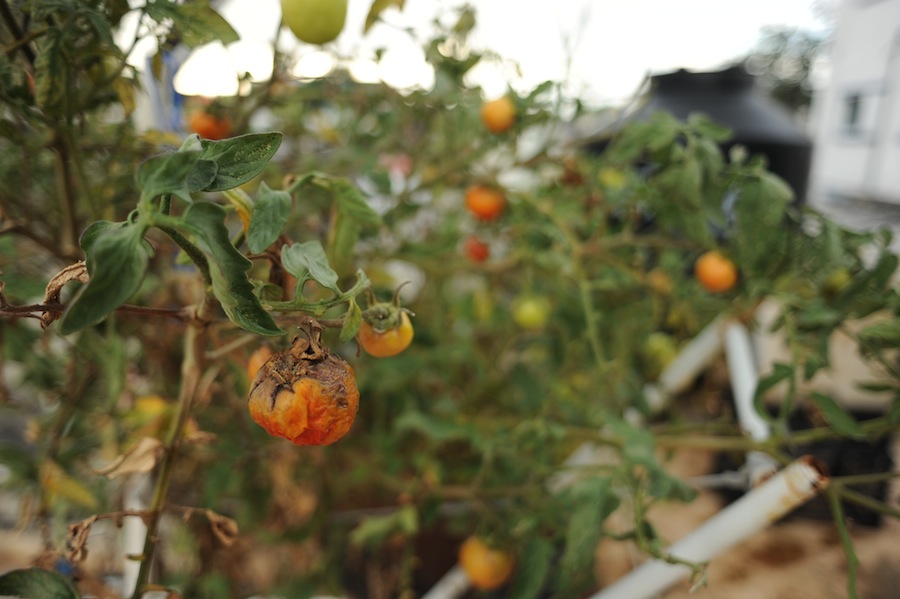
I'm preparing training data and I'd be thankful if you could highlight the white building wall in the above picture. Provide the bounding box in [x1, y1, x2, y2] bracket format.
[810, 0, 900, 205]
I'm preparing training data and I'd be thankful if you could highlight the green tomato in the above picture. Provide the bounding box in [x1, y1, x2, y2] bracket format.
[642, 332, 679, 380]
[281, 0, 347, 45]
[513, 296, 551, 330]
[823, 267, 852, 296]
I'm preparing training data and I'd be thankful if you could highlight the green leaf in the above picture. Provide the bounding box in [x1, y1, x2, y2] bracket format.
[811, 392, 865, 439]
[0, 568, 79, 599]
[294, 172, 381, 227]
[507, 537, 554, 599]
[180, 202, 282, 336]
[858, 319, 900, 350]
[145, 1, 239, 47]
[753, 363, 794, 418]
[191, 133, 283, 192]
[364, 0, 405, 32]
[557, 478, 618, 596]
[328, 212, 360, 277]
[58, 221, 150, 335]
[34, 33, 65, 115]
[281, 241, 340, 292]
[395, 411, 478, 444]
[247, 183, 291, 254]
[136, 151, 201, 202]
[350, 505, 418, 547]
[340, 299, 362, 343]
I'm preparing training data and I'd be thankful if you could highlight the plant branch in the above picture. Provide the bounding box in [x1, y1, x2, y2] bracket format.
[0, 0, 35, 64]
[130, 298, 214, 599]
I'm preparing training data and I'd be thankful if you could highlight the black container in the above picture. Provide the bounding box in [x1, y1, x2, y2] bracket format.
[585, 66, 813, 204]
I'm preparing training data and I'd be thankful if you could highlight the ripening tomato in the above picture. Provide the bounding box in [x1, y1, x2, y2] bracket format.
[464, 236, 490, 263]
[481, 96, 516, 134]
[188, 111, 231, 140]
[465, 185, 505, 221]
[459, 536, 515, 590]
[358, 311, 414, 358]
[281, 0, 347, 45]
[248, 336, 359, 446]
[695, 251, 738, 293]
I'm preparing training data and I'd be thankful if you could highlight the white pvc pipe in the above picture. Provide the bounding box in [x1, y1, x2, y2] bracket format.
[419, 565, 470, 599]
[588, 457, 828, 599]
[724, 321, 779, 485]
[724, 322, 769, 441]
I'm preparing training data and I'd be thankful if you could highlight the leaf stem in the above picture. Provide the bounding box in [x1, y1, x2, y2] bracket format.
[826, 486, 859, 599]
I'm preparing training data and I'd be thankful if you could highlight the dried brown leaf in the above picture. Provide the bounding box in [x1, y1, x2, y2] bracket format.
[41, 262, 89, 328]
[94, 437, 164, 479]
[206, 510, 238, 546]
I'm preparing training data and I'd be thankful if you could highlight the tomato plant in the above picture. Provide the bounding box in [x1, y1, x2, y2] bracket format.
[0, 2, 898, 599]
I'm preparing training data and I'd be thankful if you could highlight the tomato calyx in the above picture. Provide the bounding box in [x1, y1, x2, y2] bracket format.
[362, 284, 414, 333]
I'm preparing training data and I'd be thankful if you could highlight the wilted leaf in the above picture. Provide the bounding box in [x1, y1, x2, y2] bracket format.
[94, 437, 164, 479]
[206, 510, 239, 546]
[40, 262, 89, 329]
[40, 461, 98, 509]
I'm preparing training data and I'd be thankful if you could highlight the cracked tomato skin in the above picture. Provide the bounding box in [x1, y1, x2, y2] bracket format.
[248, 342, 359, 446]
[358, 311, 414, 358]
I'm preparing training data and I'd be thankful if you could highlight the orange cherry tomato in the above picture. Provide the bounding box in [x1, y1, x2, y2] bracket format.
[465, 185, 505, 221]
[695, 251, 738, 293]
[188, 111, 231, 140]
[358, 311, 414, 358]
[459, 536, 515, 590]
[480, 97, 516, 134]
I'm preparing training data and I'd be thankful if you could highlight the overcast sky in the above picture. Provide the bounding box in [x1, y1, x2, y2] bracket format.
[157, 0, 832, 106]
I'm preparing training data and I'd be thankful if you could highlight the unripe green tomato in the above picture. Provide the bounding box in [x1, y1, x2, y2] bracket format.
[281, 0, 347, 45]
[823, 267, 852, 296]
[512, 296, 551, 330]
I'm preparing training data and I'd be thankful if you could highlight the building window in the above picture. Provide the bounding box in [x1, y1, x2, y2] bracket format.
[844, 93, 862, 134]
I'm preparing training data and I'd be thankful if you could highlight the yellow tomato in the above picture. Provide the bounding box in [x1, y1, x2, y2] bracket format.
[358, 311, 414, 358]
[459, 536, 515, 590]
